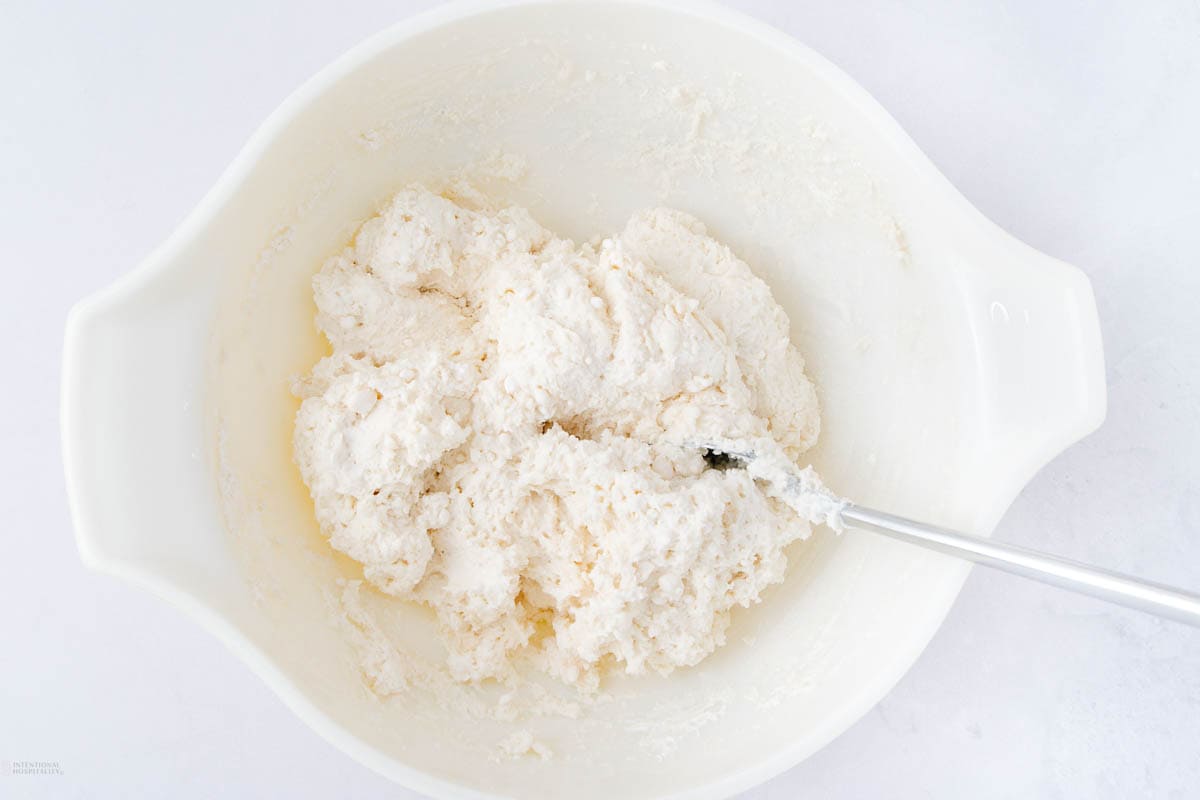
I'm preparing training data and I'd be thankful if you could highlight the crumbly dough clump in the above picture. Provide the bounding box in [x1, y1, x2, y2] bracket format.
[294, 187, 822, 687]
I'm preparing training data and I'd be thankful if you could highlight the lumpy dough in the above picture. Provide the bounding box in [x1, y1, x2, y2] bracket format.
[293, 187, 824, 688]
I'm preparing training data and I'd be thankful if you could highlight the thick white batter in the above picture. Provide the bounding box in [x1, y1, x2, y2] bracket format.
[293, 187, 829, 688]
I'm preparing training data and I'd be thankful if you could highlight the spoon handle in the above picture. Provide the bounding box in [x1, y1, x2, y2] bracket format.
[840, 504, 1200, 627]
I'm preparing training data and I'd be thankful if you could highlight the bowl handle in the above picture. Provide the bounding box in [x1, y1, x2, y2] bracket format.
[61, 259, 239, 600]
[961, 236, 1107, 478]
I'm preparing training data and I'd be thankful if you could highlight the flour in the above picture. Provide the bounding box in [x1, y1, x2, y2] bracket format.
[293, 187, 835, 689]
[493, 729, 554, 762]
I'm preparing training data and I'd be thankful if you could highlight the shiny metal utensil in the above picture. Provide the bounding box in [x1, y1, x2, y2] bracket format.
[841, 505, 1200, 626]
[700, 445, 1200, 627]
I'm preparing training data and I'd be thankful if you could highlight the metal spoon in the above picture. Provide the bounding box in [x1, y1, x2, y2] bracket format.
[699, 444, 1200, 627]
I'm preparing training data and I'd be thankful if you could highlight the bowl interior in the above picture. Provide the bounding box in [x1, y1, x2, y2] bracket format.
[210, 3, 1013, 797]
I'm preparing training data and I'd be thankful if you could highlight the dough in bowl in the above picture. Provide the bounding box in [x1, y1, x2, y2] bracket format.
[293, 187, 825, 689]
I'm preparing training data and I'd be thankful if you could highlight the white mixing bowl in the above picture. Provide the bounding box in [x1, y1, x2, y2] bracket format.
[62, 1, 1106, 797]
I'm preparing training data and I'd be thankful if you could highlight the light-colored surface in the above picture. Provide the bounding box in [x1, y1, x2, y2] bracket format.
[2, 2, 1197, 799]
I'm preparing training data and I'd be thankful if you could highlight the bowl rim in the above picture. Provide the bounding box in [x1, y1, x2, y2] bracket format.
[62, 1, 1105, 798]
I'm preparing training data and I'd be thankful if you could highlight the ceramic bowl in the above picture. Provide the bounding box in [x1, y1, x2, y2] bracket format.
[62, 1, 1105, 797]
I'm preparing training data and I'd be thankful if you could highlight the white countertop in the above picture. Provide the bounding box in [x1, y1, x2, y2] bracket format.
[3, 1, 1198, 797]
